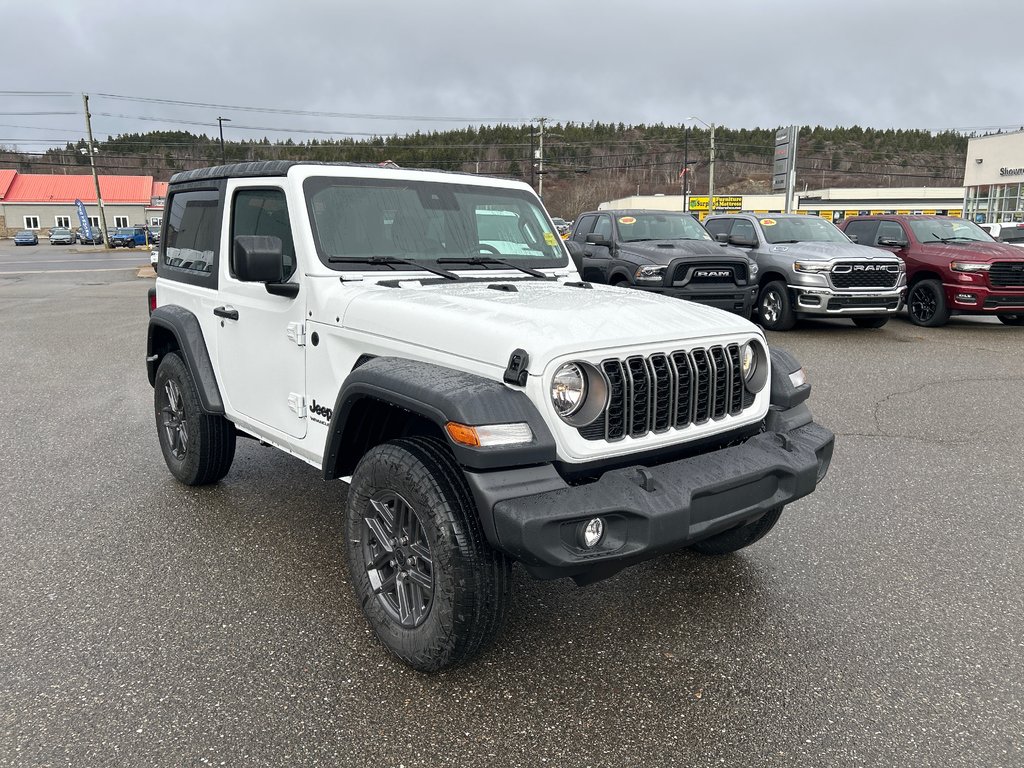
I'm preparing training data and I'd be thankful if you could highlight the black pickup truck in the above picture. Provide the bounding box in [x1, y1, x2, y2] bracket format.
[566, 209, 758, 318]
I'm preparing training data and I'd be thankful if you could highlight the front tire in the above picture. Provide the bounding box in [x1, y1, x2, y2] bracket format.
[907, 279, 950, 327]
[852, 315, 889, 329]
[689, 507, 784, 555]
[154, 352, 236, 485]
[345, 437, 511, 672]
[758, 280, 796, 331]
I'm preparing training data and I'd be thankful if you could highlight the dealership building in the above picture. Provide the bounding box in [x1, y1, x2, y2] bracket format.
[962, 129, 1024, 224]
[0, 170, 166, 237]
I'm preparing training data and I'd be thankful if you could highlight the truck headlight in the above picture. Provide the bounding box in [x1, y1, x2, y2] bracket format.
[748, 260, 759, 278]
[634, 265, 665, 282]
[951, 261, 991, 272]
[793, 261, 831, 273]
[550, 362, 609, 426]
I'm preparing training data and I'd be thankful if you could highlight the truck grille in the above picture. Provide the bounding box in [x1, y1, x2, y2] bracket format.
[830, 262, 901, 289]
[578, 344, 756, 442]
[672, 263, 746, 284]
[989, 262, 1024, 287]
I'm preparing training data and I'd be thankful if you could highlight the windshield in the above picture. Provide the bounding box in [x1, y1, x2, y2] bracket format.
[759, 216, 850, 244]
[616, 212, 710, 242]
[303, 176, 567, 270]
[910, 218, 993, 244]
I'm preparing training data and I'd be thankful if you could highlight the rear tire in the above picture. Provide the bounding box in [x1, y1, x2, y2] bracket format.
[154, 352, 236, 485]
[852, 315, 889, 329]
[907, 279, 950, 327]
[345, 437, 511, 672]
[689, 507, 783, 555]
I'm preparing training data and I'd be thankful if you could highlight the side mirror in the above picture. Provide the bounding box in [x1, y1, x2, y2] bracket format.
[233, 235, 284, 282]
[729, 233, 758, 248]
[585, 233, 613, 248]
[847, 234, 859, 244]
[878, 237, 907, 248]
[714, 232, 729, 244]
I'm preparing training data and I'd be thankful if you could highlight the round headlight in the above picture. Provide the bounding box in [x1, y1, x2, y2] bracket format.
[551, 363, 586, 417]
[740, 342, 756, 382]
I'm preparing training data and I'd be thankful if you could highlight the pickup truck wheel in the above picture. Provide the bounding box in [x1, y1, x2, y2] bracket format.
[757, 281, 795, 331]
[154, 352, 236, 485]
[997, 314, 1024, 326]
[688, 506, 784, 555]
[907, 279, 950, 327]
[852, 315, 889, 329]
[345, 437, 511, 672]
[611, 277, 631, 288]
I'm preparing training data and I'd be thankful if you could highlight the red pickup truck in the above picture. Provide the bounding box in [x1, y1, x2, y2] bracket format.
[838, 215, 1024, 327]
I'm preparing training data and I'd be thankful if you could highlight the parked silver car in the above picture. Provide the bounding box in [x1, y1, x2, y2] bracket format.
[49, 228, 75, 245]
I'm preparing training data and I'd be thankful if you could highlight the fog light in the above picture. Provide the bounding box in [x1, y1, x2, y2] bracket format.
[955, 292, 977, 304]
[581, 518, 604, 548]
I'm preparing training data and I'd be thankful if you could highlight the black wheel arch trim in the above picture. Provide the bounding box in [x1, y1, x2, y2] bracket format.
[323, 357, 557, 478]
[147, 305, 224, 415]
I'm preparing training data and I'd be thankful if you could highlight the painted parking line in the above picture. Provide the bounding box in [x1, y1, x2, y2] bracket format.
[0, 267, 147, 275]
[1, 258, 145, 266]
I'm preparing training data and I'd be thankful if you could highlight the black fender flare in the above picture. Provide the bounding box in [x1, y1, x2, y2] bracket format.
[147, 305, 224, 414]
[323, 357, 557, 478]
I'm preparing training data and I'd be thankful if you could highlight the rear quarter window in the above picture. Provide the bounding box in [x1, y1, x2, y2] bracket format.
[163, 188, 222, 287]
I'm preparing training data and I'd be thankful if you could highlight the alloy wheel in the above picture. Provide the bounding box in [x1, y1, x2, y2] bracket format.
[362, 490, 434, 628]
[161, 379, 189, 460]
[909, 286, 936, 323]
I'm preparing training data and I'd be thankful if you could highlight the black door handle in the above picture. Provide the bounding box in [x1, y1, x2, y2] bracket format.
[213, 306, 239, 320]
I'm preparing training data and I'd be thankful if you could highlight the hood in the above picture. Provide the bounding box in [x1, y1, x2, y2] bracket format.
[620, 239, 746, 265]
[915, 240, 1024, 263]
[764, 241, 897, 262]
[342, 278, 757, 369]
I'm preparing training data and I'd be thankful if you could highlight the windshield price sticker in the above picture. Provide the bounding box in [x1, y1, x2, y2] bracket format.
[760, 218, 777, 226]
[543, 232, 558, 245]
[618, 216, 637, 224]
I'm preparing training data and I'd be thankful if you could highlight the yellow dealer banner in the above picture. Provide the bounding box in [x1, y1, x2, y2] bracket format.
[689, 196, 743, 212]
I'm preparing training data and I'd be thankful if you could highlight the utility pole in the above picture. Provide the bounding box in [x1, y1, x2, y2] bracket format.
[536, 117, 547, 198]
[217, 116, 231, 164]
[82, 94, 111, 249]
[529, 125, 535, 190]
[687, 116, 716, 220]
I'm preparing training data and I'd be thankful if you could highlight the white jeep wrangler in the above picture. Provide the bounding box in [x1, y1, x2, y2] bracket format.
[146, 161, 834, 671]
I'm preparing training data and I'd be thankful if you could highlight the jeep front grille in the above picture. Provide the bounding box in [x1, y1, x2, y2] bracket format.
[578, 344, 756, 442]
[830, 262, 900, 289]
[989, 262, 1024, 287]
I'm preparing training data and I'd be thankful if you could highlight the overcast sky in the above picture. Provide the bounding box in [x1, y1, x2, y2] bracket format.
[3, 0, 1023, 153]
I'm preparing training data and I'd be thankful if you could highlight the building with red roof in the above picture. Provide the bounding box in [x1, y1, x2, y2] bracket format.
[0, 171, 167, 237]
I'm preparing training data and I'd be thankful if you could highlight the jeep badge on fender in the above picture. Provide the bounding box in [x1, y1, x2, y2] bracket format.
[146, 161, 834, 672]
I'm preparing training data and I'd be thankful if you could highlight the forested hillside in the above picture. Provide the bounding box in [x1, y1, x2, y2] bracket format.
[1, 122, 972, 219]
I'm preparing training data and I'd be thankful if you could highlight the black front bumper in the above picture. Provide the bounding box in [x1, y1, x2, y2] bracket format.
[465, 418, 834, 583]
[635, 283, 758, 317]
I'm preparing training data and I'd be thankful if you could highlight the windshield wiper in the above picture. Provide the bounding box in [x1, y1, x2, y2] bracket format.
[437, 256, 550, 279]
[326, 255, 458, 280]
[770, 239, 802, 244]
[931, 234, 976, 243]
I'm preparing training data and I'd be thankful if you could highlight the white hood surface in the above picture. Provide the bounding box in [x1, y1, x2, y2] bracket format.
[342, 277, 756, 369]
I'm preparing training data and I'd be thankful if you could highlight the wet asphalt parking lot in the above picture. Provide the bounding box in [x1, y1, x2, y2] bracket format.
[1, 261, 1021, 767]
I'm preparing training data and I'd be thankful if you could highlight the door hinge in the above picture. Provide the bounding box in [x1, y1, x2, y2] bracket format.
[286, 322, 306, 347]
[288, 393, 306, 417]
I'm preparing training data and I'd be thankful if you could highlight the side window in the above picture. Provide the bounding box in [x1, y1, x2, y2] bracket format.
[572, 215, 596, 243]
[876, 221, 905, 245]
[231, 188, 296, 280]
[842, 220, 877, 245]
[704, 218, 732, 239]
[164, 189, 221, 276]
[114, 216, 130, 228]
[593, 215, 612, 240]
[732, 219, 756, 243]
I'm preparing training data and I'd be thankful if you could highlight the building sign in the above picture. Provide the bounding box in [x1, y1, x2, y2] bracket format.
[773, 127, 796, 192]
[689, 195, 743, 212]
[999, 167, 1024, 177]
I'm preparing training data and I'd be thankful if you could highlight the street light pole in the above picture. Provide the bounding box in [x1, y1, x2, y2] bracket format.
[217, 116, 231, 164]
[687, 116, 715, 219]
